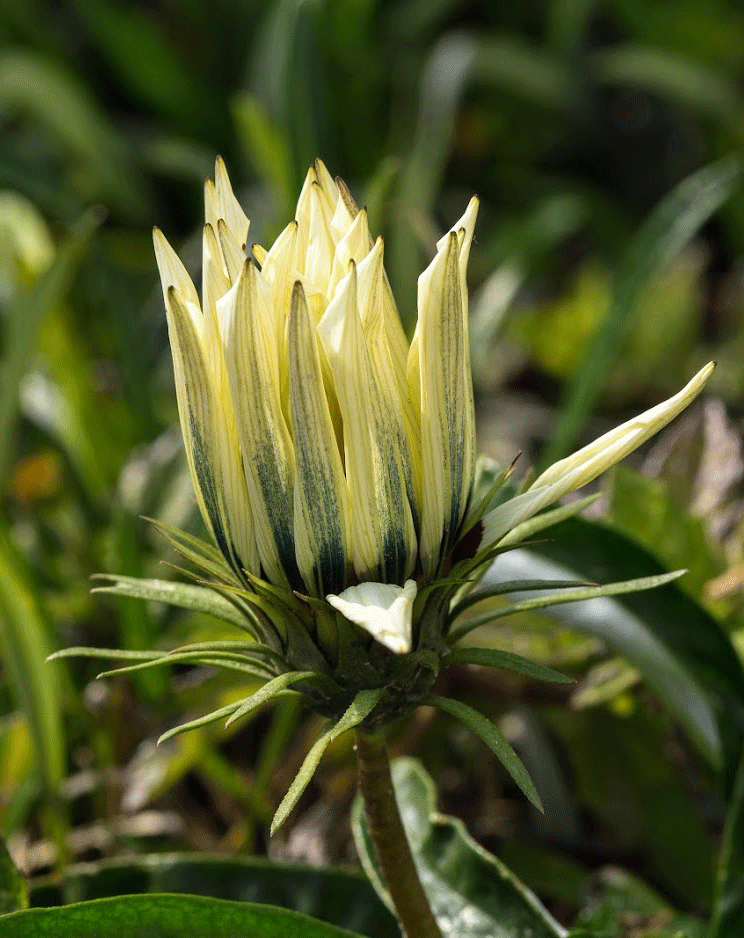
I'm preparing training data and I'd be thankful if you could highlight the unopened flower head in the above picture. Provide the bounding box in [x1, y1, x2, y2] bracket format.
[154, 158, 713, 720]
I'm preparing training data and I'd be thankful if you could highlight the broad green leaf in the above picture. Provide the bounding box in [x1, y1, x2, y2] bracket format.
[448, 570, 684, 644]
[0, 838, 27, 913]
[709, 748, 744, 937]
[233, 94, 295, 217]
[489, 517, 744, 775]
[542, 158, 741, 467]
[29, 854, 398, 938]
[353, 758, 566, 938]
[91, 574, 251, 631]
[1, 894, 365, 937]
[443, 647, 573, 684]
[271, 688, 385, 834]
[425, 694, 542, 810]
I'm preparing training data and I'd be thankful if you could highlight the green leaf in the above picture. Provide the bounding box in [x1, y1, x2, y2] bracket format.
[709, 747, 744, 938]
[0, 838, 27, 913]
[1, 894, 366, 937]
[0, 528, 65, 796]
[0, 208, 99, 487]
[497, 494, 601, 547]
[424, 694, 542, 810]
[353, 758, 566, 938]
[542, 158, 741, 467]
[28, 854, 398, 938]
[224, 672, 319, 732]
[91, 574, 252, 632]
[233, 93, 295, 217]
[449, 578, 593, 620]
[443, 647, 573, 684]
[448, 570, 684, 644]
[490, 517, 744, 775]
[271, 688, 385, 834]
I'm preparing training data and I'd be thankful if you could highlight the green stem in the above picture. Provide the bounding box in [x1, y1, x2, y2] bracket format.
[355, 728, 442, 938]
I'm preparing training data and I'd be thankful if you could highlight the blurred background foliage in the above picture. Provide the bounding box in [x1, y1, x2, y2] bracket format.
[2, 0, 744, 933]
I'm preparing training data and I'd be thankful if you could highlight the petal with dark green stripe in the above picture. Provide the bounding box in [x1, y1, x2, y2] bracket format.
[224, 261, 301, 589]
[288, 282, 351, 596]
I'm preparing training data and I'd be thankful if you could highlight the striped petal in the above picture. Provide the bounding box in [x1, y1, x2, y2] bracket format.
[163, 286, 259, 579]
[288, 281, 351, 596]
[482, 362, 715, 547]
[326, 580, 417, 654]
[318, 263, 417, 584]
[222, 260, 301, 589]
[414, 229, 476, 577]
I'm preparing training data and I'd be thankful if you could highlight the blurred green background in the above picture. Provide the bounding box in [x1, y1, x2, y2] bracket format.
[2, 0, 744, 931]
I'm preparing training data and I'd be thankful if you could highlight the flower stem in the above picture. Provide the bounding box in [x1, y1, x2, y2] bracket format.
[355, 728, 442, 938]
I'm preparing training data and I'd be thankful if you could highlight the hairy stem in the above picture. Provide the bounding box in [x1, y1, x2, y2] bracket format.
[355, 728, 442, 938]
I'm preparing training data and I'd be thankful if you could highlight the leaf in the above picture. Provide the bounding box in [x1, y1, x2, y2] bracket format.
[224, 672, 319, 731]
[352, 758, 567, 938]
[542, 158, 741, 468]
[488, 517, 744, 775]
[1, 894, 366, 937]
[0, 208, 99, 487]
[28, 854, 398, 938]
[448, 570, 685, 644]
[449, 578, 594, 620]
[709, 747, 744, 937]
[443, 647, 573, 684]
[0, 528, 65, 795]
[424, 694, 542, 811]
[271, 688, 385, 834]
[0, 838, 27, 913]
[91, 574, 251, 631]
[233, 94, 295, 217]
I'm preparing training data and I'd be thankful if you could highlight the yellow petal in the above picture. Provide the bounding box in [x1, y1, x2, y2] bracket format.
[305, 182, 336, 294]
[483, 363, 716, 547]
[415, 230, 476, 577]
[217, 218, 245, 284]
[223, 260, 300, 588]
[329, 207, 374, 297]
[317, 264, 417, 584]
[214, 156, 250, 245]
[153, 228, 200, 314]
[326, 580, 417, 654]
[356, 239, 421, 529]
[288, 282, 351, 596]
[164, 286, 259, 579]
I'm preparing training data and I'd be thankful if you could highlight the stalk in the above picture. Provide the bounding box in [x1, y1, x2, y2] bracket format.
[355, 728, 442, 938]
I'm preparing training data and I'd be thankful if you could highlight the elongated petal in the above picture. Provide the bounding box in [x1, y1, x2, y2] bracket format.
[415, 230, 476, 577]
[318, 264, 417, 583]
[289, 281, 351, 596]
[305, 182, 336, 295]
[164, 286, 259, 579]
[214, 156, 250, 245]
[153, 228, 200, 314]
[223, 260, 301, 588]
[357, 239, 421, 529]
[327, 580, 417, 654]
[483, 363, 715, 547]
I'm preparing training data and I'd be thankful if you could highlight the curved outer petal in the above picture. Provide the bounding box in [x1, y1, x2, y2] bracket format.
[288, 282, 351, 596]
[318, 264, 417, 584]
[327, 580, 417, 654]
[413, 228, 476, 577]
[161, 284, 259, 580]
[223, 260, 301, 589]
[482, 362, 715, 548]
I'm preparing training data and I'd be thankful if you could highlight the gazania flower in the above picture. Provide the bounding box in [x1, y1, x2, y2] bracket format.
[70, 159, 713, 829]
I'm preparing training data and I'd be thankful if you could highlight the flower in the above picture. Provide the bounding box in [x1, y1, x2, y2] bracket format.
[151, 157, 713, 724]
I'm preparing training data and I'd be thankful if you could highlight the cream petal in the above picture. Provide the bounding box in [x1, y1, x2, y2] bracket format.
[214, 156, 250, 245]
[223, 261, 300, 588]
[317, 264, 417, 584]
[288, 282, 351, 596]
[482, 363, 716, 548]
[326, 580, 417, 654]
[415, 230, 476, 577]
